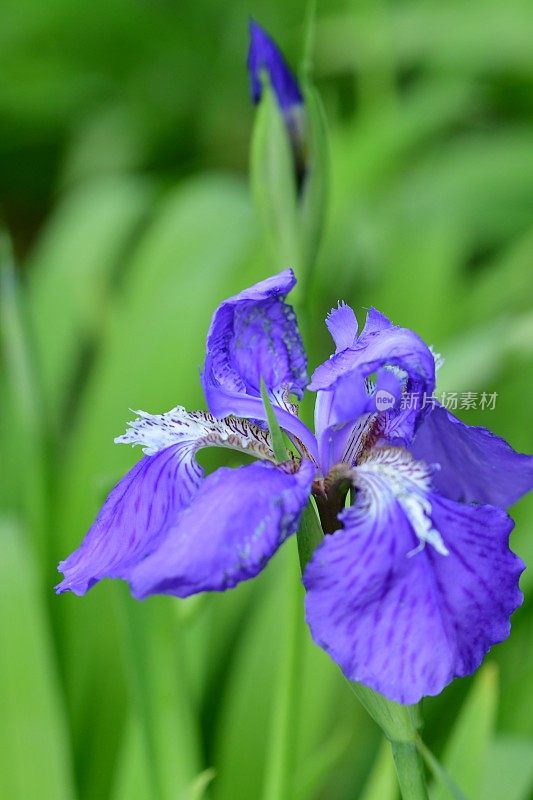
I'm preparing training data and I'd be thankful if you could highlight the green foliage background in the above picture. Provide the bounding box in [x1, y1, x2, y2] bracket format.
[1, 1, 533, 798]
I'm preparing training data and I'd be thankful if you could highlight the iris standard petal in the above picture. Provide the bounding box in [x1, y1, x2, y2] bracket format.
[202, 269, 316, 459]
[411, 404, 533, 507]
[129, 459, 315, 599]
[56, 408, 278, 595]
[310, 309, 435, 400]
[203, 268, 307, 402]
[314, 365, 405, 474]
[304, 448, 523, 704]
[325, 302, 358, 353]
[247, 19, 303, 113]
[314, 371, 374, 473]
[359, 306, 393, 336]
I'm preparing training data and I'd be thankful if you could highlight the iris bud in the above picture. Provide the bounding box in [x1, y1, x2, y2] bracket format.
[247, 20, 328, 285]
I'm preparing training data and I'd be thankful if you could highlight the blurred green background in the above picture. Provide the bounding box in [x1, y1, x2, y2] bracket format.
[2, 0, 533, 798]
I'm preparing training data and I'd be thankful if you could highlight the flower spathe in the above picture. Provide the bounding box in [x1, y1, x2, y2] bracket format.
[57, 269, 531, 704]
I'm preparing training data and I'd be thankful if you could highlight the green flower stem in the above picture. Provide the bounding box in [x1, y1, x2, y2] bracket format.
[262, 546, 304, 800]
[0, 235, 49, 569]
[391, 742, 429, 800]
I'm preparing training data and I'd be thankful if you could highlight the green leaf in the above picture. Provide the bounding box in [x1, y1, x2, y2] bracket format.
[359, 739, 399, 800]
[294, 725, 352, 800]
[28, 175, 154, 425]
[115, 593, 201, 800]
[0, 518, 75, 800]
[431, 665, 499, 800]
[0, 236, 48, 566]
[211, 553, 291, 800]
[260, 378, 288, 462]
[182, 769, 216, 800]
[261, 545, 304, 800]
[482, 735, 533, 800]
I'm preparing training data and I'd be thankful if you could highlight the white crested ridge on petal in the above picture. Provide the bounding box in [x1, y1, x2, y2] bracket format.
[115, 406, 276, 461]
[353, 447, 449, 556]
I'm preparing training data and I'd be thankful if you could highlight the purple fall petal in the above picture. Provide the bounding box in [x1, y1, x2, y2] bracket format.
[56, 444, 202, 596]
[304, 449, 523, 704]
[129, 459, 315, 599]
[411, 404, 533, 507]
[56, 407, 284, 596]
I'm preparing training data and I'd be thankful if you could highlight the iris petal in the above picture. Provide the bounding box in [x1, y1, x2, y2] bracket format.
[56, 408, 279, 595]
[203, 268, 307, 402]
[314, 371, 373, 473]
[411, 404, 533, 507]
[55, 445, 202, 596]
[304, 447, 523, 704]
[314, 363, 405, 474]
[325, 302, 358, 353]
[129, 459, 315, 599]
[202, 268, 316, 459]
[310, 308, 435, 399]
[247, 20, 303, 113]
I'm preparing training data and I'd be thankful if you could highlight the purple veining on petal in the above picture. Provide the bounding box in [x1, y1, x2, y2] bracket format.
[411, 403, 533, 507]
[309, 308, 435, 465]
[129, 459, 315, 599]
[56, 406, 284, 596]
[313, 360, 405, 474]
[202, 268, 316, 458]
[203, 268, 308, 403]
[56, 443, 203, 596]
[304, 447, 523, 704]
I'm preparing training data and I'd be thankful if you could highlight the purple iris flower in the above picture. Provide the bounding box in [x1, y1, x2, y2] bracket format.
[57, 269, 531, 704]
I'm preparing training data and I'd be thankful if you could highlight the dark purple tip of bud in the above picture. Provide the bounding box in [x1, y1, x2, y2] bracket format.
[247, 19, 303, 114]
